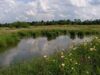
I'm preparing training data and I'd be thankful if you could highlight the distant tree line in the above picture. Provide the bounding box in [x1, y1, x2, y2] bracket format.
[0, 19, 100, 28]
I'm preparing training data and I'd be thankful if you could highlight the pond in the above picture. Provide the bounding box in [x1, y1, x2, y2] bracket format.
[0, 35, 93, 67]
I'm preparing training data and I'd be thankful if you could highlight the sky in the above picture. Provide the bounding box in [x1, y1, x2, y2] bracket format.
[0, 0, 100, 23]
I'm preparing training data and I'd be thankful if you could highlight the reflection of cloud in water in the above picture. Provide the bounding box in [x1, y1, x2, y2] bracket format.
[42, 36, 71, 55]
[0, 35, 93, 67]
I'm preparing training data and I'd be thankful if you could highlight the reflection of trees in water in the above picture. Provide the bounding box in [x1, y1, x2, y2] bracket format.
[70, 32, 85, 39]
[69, 32, 76, 40]
[77, 32, 84, 39]
[69, 32, 94, 39]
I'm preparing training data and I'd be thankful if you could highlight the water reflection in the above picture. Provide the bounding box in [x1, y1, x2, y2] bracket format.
[0, 35, 93, 67]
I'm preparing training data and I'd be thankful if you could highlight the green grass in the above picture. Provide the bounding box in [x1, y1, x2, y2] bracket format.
[0, 37, 100, 75]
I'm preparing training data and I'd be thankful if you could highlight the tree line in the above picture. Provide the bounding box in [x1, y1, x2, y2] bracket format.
[0, 19, 100, 28]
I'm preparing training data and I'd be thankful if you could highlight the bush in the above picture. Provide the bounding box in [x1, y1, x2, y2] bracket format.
[9, 22, 30, 28]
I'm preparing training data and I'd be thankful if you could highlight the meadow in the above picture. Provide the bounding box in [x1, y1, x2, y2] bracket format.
[0, 25, 100, 75]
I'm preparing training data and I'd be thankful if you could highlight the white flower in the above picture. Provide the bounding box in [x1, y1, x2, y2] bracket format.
[95, 36, 98, 39]
[71, 67, 74, 70]
[61, 55, 65, 58]
[86, 71, 89, 74]
[61, 63, 65, 67]
[75, 62, 78, 65]
[90, 48, 94, 51]
[88, 56, 91, 59]
[90, 47, 96, 51]
[43, 55, 47, 58]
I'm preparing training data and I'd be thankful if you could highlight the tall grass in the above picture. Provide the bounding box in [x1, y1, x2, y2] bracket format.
[0, 33, 20, 52]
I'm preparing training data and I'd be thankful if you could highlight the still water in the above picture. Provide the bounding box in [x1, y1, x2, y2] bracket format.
[0, 35, 93, 67]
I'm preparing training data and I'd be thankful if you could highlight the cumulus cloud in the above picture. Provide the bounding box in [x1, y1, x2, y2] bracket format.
[0, 0, 100, 23]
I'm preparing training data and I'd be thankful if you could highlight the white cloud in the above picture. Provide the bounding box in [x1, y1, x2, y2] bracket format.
[70, 0, 89, 7]
[0, 0, 100, 23]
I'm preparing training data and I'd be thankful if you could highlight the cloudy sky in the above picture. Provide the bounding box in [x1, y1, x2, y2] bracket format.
[0, 0, 100, 23]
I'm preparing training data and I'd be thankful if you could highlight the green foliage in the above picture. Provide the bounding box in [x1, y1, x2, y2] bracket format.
[9, 21, 31, 28]
[0, 19, 100, 28]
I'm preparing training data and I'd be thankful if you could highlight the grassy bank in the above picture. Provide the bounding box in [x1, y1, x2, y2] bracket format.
[0, 37, 100, 75]
[0, 25, 100, 52]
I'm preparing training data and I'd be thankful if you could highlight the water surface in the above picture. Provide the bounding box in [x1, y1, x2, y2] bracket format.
[0, 35, 93, 67]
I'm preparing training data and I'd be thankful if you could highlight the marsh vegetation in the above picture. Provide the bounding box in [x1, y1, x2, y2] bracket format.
[0, 25, 100, 75]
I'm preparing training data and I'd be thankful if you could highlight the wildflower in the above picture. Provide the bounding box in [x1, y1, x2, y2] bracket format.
[71, 67, 74, 70]
[86, 71, 89, 74]
[70, 59, 72, 61]
[90, 47, 96, 51]
[61, 63, 65, 67]
[90, 48, 94, 51]
[75, 62, 78, 65]
[43, 55, 47, 58]
[95, 36, 98, 39]
[61, 55, 65, 58]
[88, 56, 91, 59]
[61, 52, 64, 55]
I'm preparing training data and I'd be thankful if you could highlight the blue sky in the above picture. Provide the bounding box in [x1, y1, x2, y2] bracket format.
[0, 0, 100, 23]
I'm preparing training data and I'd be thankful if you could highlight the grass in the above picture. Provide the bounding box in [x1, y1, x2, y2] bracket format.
[0, 25, 100, 35]
[0, 36, 100, 75]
